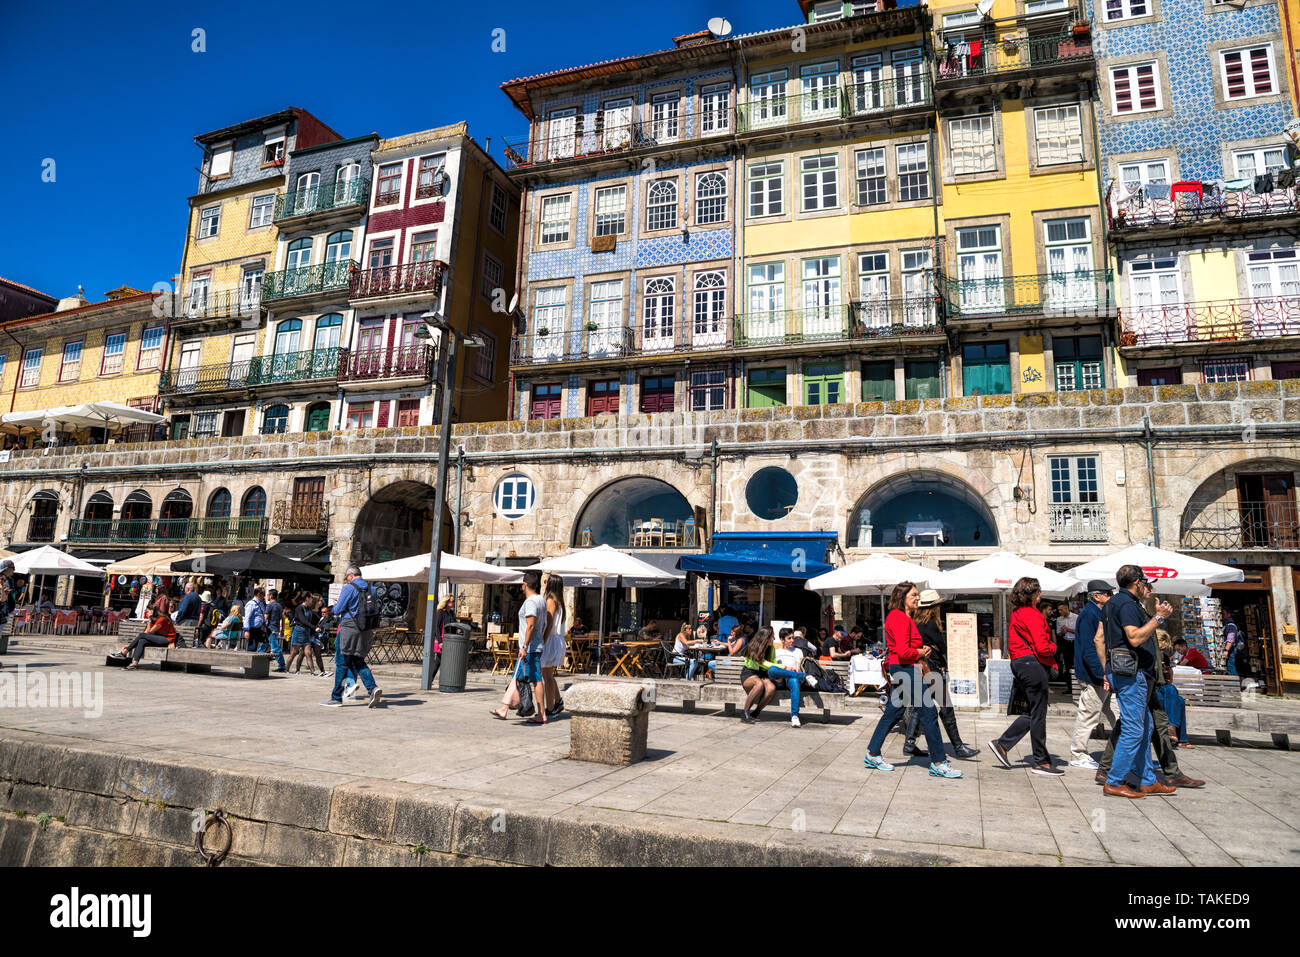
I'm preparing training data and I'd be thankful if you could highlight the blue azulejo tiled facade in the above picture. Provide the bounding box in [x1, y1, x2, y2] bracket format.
[1089, 0, 1293, 183]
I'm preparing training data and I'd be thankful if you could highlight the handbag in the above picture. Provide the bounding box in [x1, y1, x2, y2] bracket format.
[514, 661, 536, 717]
[1109, 644, 1138, 678]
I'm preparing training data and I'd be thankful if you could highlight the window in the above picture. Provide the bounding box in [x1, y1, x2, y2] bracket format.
[325, 229, 352, 264]
[138, 326, 163, 370]
[902, 248, 935, 327]
[208, 489, 232, 519]
[1118, 158, 1170, 189]
[409, 231, 438, 264]
[643, 277, 676, 350]
[1034, 105, 1083, 166]
[249, 194, 274, 227]
[854, 148, 887, 206]
[602, 97, 634, 149]
[695, 171, 728, 225]
[547, 108, 577, 160]
[187, 275, 211, 314]
[193, 411, 219, 439]
[494, 474, 536, 519]
[489, 183, 508, 233]
[1232, 147, 1287, 181]
[1270, 361, 1300, 380]
[1050, 456, 1101, 505]
[858, 252, 890, 329]
[689, 369, 727, 411]
[19, 347, 41, 387]
[747, 162, 784, 217]
[240, 268, 263, 312]
[801, 155, 839, 211]
[1054, 336, 1105, 391]
[646, 179, 678, 230]
[896, 143, 930, 201]
[801, 256, 842, 336]
[803, 362, 843, 405]
[700, 82, 731, 134]
[101, 332, 126, 375]
[346, 402, 375, 429]
[1025, 0, 1068, 10]
[852, 54, 884, 113]
[1044, 217, 1096, 308]
[531, 384, 563, 419]
[651, 92, 679, 142]
[415, 153, 447, 199]
[376, 163, 402, 205]
[368, 238, 394, 270]
[481, 254, 504, 302]
[1221, 46, 1275, 100]
[955, 225, 1004, 314]
[1110, 63, 1160, 114]
[861, 360, 896, 401]
[905, 359, 942, 399]
[1127, 257, 1182, 324]
[892, 49, 926, 106]
[747, 263, 785, 341]
[962, 341, 1011, 396]
[693, 270, 727, 346]
[1137, 367, 1181, 386]
[262, 404, 290, 435]
[1103, 0, 1147, 20]
[262, 128, 285, 165]
[472, 330, 497, 381]
[396, 399, 421, 427]
[533, 286, 567, 345]
[586, 379, 620, 416]
[242, 487, 267, 517]
[748, 367, 787, 408]
[286, 237, 312, 271]
[274, 319, 302, 355]
[810, 0, 842, 22]
[948, 115, 995, 175]
[199, 205, 220, 238]
[749, 70, 788, 127]
[594, 185, 626, 236]
[1203, 358, 1250, 383]
[208, 143, 232, 179]
[540, 194, 571, 243]
[801, 61, 840, 118]
[59, 340, 82, 381]
[640, 376, 675, 413]
[588, 279, 623, 342]
[1246, 250, 1300, 333]
[314, 314, 342, 351]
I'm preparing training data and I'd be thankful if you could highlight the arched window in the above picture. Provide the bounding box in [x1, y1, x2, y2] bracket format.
[28, 491, 59, 543]
[274, 318, 302, 355]
[83, 491, 113, 521]
[695, 171, 727, 224]
[314, 313, 342, 351]
[242, 486, 267, 518]
[294, 172, 320, 213]
[120, 490, 153, 542]
[325, 230, 353, 263]
[646, 179, 678, 230]
[159, 490, 193, 541]
[494, 474, 537, 519]
[295, 171, 320, 193]
[287, 237, 312, 271]
[692, 270, 727, 345]
[207, 488, 232, 519]
[335, 162, 361, 203]
[262, 404, 290, 435]
[305, 402, 332, 432]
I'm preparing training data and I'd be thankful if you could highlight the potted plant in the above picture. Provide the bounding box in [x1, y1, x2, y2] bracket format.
[537, 326, 550, 337]
[585, 321, 599, 331]
[1072, 20, 1091, 40]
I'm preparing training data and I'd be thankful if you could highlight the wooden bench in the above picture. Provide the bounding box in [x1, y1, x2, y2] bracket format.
[1173, 673, 1242, 708]
[105, 645, 273, 678]
[700, 658, 871, 722]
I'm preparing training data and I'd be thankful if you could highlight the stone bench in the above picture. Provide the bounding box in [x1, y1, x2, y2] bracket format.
[105, 645, 273, 678]
[701, 658, 869, 722]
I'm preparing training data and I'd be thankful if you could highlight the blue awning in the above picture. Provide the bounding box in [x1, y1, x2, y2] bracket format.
[677, 532, 836, 581]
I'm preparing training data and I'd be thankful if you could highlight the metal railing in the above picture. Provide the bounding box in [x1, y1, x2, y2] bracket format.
[510, 320, 732, 364]
[734, 302, 943, 347]
[1118, 296, 1300, 347]
[503, 115, 733, 170]
[262, 261, 356, 302]
[1182, 501, 1300, 551]
[159, 360, 252, 396]
[68, 517, 268, 547]
[941, 270, 1112, 318]
[273, 177, 370, 221]
[178, 289, 261, 320]
[937, 30, 1092, 81]
[247, 348, 343, 386]
[339, 345, 435, 381]
[738, 78, 931, 133]
[1048, 503, 1108, 543]
[349, 261, 444, 300]
[272, 501, 328, 537]
[1110, 185, 1300, 231]
[26, 514, 57, 542]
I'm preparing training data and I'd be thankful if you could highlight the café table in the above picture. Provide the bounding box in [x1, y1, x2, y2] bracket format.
[608, 640, 659, 677]
[683, 642, 728, 679]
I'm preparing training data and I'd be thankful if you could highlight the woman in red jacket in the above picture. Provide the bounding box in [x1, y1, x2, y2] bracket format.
[862, 582, 962, 778]
[988, 577, 1061, 775]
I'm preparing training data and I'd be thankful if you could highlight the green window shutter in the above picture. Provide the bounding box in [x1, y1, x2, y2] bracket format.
[803, 362, 843, 405]
[747, 368, 787, 408]
[905, 360, 941, 399]
[860, 360, 895, 401]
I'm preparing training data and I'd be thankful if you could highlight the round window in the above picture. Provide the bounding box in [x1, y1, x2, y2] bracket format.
[494, 473, 536, 519]
[745, 467, 798, 521]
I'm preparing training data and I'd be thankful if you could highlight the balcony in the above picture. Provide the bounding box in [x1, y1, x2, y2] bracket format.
[273, 178, 369, 222]
[936, 30, 1093, 84]
[1110, 185, 1300, 236]
[178, 289, 261, 321]
[262, 261, 356, 304]
[737, 79, 931, 135]
[1182, 501, 1300, 551]
[349, 262, 445, 301]
[941, 270, 1112, 320]
[1048, 503, 1108, 543]
[503, 115, 733, 171]
[68, 517, 268, 548]
[1118, 297, 1300, 348]
[735, 301, 943, 348]
[247, 348, 343, 387]
[159, 360, 252, 396]
[272, 501, 328, 538]
[339, 345, 435, 382]
[27, 514, 58, 543]
[510, 320, 731, 365]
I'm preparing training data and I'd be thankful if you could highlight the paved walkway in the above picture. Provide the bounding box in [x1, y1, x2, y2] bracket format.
[2, 644, 1298, 865]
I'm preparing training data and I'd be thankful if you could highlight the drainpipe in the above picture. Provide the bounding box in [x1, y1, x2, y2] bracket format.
[1142, 414, 1160, 547]
[5, 325, 23, 413]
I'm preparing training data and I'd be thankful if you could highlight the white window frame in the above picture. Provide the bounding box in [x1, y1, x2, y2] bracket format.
[1049, 455, 1102, 505]
[646, 179, 678, 231]
[547, 108, 577, 161]
[249, 194, 274, 228]
[695, 170, 728, 225]
[20, 347, 42, 388]
[858, 252, 891, 329]
[955, 225, 1005, 314]
[539, 193, 572, 244]
[1231, 146, 1287, 181]
[1102, 0, 1148, 21]
[748, 70, 788, 128]
[854, 147, 887, 206]
[262, 127, 286, 165]
[1110, 62, 1162, 115]
[642, 276, 677, 351]
[747, 161, 784, 217]
[494, 474, 536, 519]
[138, 325, 164, 370]
[948, 114, 996, 175]
[1219, 44, 1276, 101]
[651, 92, 680, 143]
[532, 286, 567, 360]
[198, 205, 220, 238]
[800, 154, 839, 212]
[700, 82, 731, 134]
[897, 142, 931, 201]
[1202, 358, 1251, 383]
[1118, 158, 1170, 189]
[1033, 105, 1084, 166]
[101, 332, 126, 376]
[240, 268, 263, 313]
[800, 61, 841, 118]
[594, 184, 627, 236]
[59, 340, 82, 382]
[693, 270, 727, 346]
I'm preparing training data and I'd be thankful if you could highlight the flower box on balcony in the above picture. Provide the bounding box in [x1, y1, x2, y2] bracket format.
[585, 322, 599, 331]
[537, 327, 550, 337]
[1072, 21, 1091, 39]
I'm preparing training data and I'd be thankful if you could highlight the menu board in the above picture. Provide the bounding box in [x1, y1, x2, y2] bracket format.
[946, 612, 980, 707]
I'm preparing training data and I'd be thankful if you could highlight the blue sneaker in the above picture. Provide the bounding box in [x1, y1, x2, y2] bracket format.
[863, 753, 895, 771]
[929, 761, 963, 779]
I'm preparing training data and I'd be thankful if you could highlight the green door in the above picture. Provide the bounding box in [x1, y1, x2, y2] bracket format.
[747, 367, 787, 407]
[905, 359, 942, 399]
[802, 362, 843, 405]
[860, 360, 895, 401]
[306, 403, 331, 432]
[962, 342, 1011, 396]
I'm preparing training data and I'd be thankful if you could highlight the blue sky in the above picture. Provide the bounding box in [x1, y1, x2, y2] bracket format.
[0, 0, 811, 300]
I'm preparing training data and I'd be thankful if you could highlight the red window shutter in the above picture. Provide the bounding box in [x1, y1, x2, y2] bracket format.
[1224, 52, 1245, 98]
[1250, 48, 1272, 94]
[1136, 65, 1156, 110]
[396, 399, 420, 426]
[377, 400, 391, 427]
[1113, 70, 1132, 112]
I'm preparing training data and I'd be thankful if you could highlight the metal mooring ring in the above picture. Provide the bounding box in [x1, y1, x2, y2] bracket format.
[195, 808, 233, 866]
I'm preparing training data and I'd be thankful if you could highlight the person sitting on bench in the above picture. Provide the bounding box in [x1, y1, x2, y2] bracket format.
[740, 626, 818, 727]
[116, 598, 178, 670]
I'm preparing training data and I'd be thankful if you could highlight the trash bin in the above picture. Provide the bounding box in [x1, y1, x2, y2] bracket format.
[438, 622, 472, 693]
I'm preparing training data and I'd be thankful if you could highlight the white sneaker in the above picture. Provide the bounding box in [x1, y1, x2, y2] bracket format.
[1069, 756, 1100, 770]
[342, 680, 359, 699]
[791, 714, 801, 727]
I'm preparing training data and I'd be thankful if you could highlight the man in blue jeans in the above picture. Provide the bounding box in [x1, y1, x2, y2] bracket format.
[1103, 564, 1174, 799]
[321, 567, 381, 708]
[253, 587, 286, 672]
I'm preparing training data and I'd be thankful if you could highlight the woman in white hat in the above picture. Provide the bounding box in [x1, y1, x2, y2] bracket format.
[908, 590, 979, 759]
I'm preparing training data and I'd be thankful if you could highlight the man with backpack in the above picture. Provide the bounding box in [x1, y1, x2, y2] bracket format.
[321, 566, 382, 708]
[259, 587, 287, 673]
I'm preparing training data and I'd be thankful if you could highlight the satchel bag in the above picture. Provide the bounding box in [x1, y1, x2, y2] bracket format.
[1109, 644, 1139, 678]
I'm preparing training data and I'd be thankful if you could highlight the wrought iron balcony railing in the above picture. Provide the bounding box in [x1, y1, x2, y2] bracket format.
[503, 114, 733, 170]
[178, 289, 261, 321]
[274, 177, 370, 221]
[1048, 503, 1108, 543]
[1118, 297, 1300, 347]
[941, 270, 1113, 318]
[1182, 501, 1300, 551]
[262, 261, 356, 302]
[937, 30, 1093, 81]
[247, 348, 343, 386]
[738, 79, 931, 133]
[735, 301, 943, 347]
[349, 261, 445, 300]
[1110, 184, 1300, 232]
[510, 319, 732, 364]
[272, 501, 328, 537]
[159, 360, 252, 396]
[339, 345, 435, 381]
[68, 517, 268, 547]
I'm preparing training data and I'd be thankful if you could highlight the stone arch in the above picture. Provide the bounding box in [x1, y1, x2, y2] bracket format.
[1181, 455, 1300, 550]
[26, 489, 60, 542]
[571, 476, 698, 548]
[847, 468, 1001, 549]
[350, 479, 453, 566]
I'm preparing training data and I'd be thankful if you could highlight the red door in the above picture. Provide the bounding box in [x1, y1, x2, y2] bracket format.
[586, 379, 620, 416]
[640, 376, 675, 413]
[531, 384, 562, 419]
